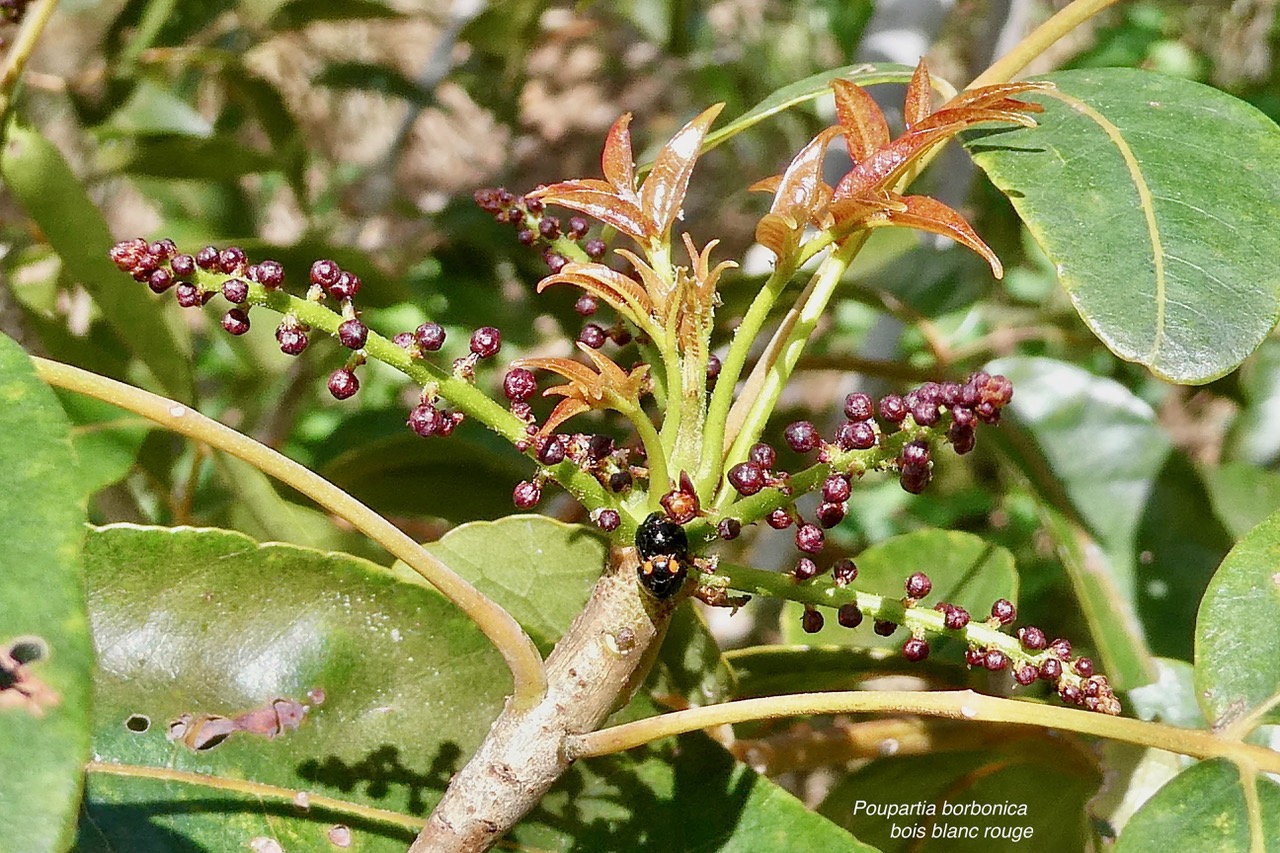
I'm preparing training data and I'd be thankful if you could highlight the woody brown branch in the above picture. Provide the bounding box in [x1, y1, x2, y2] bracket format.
[411, 545, 678, 852]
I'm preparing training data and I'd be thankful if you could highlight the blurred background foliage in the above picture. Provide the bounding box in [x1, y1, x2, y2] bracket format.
[2, 0, 1279, 840]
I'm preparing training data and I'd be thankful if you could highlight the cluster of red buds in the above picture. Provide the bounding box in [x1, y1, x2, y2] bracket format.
[475, 188, 637, 352]
[109, 238, 508, 433]
[511, 430, 644, 530]
[786, 564, 1119, 714]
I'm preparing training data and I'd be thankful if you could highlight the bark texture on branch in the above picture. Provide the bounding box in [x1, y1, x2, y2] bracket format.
[410, 544, 677, 852]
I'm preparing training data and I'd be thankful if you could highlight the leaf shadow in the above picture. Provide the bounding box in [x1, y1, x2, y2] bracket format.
[962, 124, 1046, 156]
[296, 741, 462, 815]
[519, 734, 761, 851]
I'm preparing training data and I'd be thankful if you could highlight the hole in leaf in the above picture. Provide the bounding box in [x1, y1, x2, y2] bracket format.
[125, 714, 151, 733]
[7, 637, 47, 665]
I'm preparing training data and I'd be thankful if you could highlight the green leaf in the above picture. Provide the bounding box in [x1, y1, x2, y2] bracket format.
[781, 529, 1017, 649]
[269, 0, 401, 30]
[1194, 509, 1280, 732]
[58, 391, 151, 501]
[1224, 338, 1280, 466]
[988, 356, 1164, 689]
[1, 122, 193, 399]
[80, 524, 509, 849]
[819, 741, 1101, 852]
[107, 135, 279, 180]
[1127, 658, 1207, 730]
[724, 645, 952, 699]
[320, 431, 528, 522]
[966, 68, 1280, 383]
[96, 79, 213, 138]
[213, 453, 384, 563]
[0, 335, 93, 853]
[420, 515, 606, 651]
[315, 62, 433, 106]
[694, 62, 917, 158]
[1204, 461, 1280, 540]
[1116, 759, 1280, 851]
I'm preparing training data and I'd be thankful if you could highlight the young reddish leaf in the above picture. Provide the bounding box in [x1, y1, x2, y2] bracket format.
[513, 355, 605, 396]
[764, 126, 842, 227]
[638, 103, 725, 238]
[913, 106, 1040, 134]
[946, 80, 1053, 112]
[828, 192, 907, 226]
[869, 194, 1004, 278]
[615, 248, 678, 320]
[903, 59, 933, 130]
[527, 179, 651, 241]
[755, 213, 801, 258]
[831, 79, 890, 161]
[748, 175, 782, 194]
[512, 345, 651, 437]
[536, 263, 654, 329]
[601, 112, 638, 198]
[683, 234, 737, 301]
[540, 398, 592, 437]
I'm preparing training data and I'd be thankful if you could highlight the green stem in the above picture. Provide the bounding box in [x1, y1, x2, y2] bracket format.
[0, 0, 58, 122]
[709, 561, 1023, 659]
[86, 761, 424, 832]
[715, 237, 863, 508]
[620, 401, 670, 507]
[35, 357, 550, 711]
[968, 0, 1123, 89]
[696, 259, 796, 495]
[685, 413, 940, 545]
[211, 275, 615, 517]
[565, 690, 1280, 772]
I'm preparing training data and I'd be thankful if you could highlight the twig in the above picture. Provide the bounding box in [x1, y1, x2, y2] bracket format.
[566, 689, 1280, 773]
[0, 0, 58, 121]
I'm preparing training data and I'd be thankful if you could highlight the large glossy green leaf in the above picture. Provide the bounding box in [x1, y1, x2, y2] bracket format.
[1116, 759, 1280, 851]
[1194, 509, 1280, 732]
[1, 122, 193, 399]
[0, 335, 93, 853]
[80, 525, 508, 850]
[781, 529, 1017, 649]
[420, 515, 606, 651]
[988, 356, 1163, 689]
[819, 741, 1101, 853]
[967, 68, 1280, 383]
